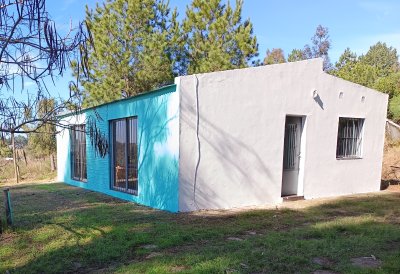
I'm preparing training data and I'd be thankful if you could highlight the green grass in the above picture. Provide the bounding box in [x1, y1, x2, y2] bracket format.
[1, 183, 400, 273]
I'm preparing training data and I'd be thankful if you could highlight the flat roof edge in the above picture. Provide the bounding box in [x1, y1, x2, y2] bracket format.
[57, 84, 177, 119]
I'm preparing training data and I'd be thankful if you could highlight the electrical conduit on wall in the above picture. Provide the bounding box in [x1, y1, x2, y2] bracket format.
[193, 75, 200, 210]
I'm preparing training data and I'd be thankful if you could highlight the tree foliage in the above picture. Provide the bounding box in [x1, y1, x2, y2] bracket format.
[0, 138, 12, 157]
[73, 0, 181, 106]
[360, 42, 399, 77]
[332, 42, 399, 92]
[332, 42, 400, 121]
[27, 99, 56, 158]
[287, 49, 305, 62]
[264, 48, 286, 65]
[373, 72, 400, 98]
[182, 0, 258, 74]
[76, 0, 259, 104]
[333, 61, 379, 88]
[334, 48, 357, 71]
[389, 94, 400, 120]
[287, 25, 331, 70]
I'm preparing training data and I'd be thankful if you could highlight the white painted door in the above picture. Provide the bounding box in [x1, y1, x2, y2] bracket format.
[281, 116, 303, 196]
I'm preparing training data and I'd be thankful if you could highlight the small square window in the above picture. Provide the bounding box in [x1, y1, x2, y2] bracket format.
[336, 118, 364, 159]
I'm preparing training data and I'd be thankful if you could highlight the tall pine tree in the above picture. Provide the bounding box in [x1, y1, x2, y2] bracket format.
[182, 0, 258, 74]
[73, 0, 181, 106]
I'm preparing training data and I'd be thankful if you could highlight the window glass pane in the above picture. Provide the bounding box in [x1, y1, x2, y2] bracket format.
[127, 118, 138, 192]
[336, 118, 363, 158]
[81, 126, 87, 180]
[70, 125, 87, 181]
[113, 119, 127, 189]
[111, 117, 138, 194]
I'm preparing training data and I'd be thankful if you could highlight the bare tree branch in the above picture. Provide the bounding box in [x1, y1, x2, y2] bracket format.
[0, 0, 108, 159]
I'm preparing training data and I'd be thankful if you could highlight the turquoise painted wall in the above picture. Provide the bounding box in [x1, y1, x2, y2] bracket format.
[60, 85, 179, 212]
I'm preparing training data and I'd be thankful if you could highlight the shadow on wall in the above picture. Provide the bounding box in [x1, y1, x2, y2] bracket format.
[180, 93, 276, 210]
[63, 93, 179, 212]
[134, 95, 179, 212]
[313, 93, 324, 110]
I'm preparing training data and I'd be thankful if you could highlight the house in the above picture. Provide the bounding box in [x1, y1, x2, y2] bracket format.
[56, 59, 388, 212]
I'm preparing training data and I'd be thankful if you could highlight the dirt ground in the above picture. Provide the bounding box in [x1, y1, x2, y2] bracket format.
[191, 185, 400, 217]
[382, 141, 400, 178]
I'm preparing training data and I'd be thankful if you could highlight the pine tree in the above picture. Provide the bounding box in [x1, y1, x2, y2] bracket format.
[334, 48, 357, 71]
[73, 0, 181, 106]
[332, 43, 400, 121]
[360, 42, 399, 77]
[182, 0, 258, 74]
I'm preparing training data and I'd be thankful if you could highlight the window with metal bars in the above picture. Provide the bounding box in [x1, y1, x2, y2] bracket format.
[283, 123, 297, 170]
[336, 118, 364, 159]
[110, 117, 138, 195]
[70, 124, 87, 181]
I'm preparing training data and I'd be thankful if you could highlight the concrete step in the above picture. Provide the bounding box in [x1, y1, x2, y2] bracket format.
[282, 195, 305, 202]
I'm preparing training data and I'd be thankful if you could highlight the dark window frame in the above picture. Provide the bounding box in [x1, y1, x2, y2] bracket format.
[336, 117, 364, 159]
[110, 116, 138, 195]
[70, 124, 87, 182]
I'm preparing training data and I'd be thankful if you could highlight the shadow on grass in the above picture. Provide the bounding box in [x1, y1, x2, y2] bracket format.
[1, 183, 400, 273]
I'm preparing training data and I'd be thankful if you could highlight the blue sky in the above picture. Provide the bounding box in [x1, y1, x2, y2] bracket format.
[34, 0, 400, 97]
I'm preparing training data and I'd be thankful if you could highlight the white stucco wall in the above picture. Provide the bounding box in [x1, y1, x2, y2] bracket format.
[178, 58, 388, 212]
[56, 113, 86, 183]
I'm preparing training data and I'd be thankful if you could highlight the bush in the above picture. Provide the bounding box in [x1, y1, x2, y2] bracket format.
[389, 94, 400, 122]
[0, 143, 12, 158]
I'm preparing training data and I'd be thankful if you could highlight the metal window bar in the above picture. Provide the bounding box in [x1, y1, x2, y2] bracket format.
[283, 124, 297, 170]
[336, 118, 363, 158]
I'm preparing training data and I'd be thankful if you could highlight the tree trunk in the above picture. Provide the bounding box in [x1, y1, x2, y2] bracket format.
[11, 133, 19, 184]
[50, 153, 56, 172]
[22, 149, 28, 166]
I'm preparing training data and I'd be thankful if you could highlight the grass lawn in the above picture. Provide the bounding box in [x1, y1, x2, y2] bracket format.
[1, 183, 400, 273]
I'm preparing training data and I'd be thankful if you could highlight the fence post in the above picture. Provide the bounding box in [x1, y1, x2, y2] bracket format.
[3, 188, 13, 226]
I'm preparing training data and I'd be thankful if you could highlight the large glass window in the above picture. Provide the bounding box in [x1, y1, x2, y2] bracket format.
[336, 118, 364, 159]
[70, 124, 87, 181]
[111, 117, 138, 195]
